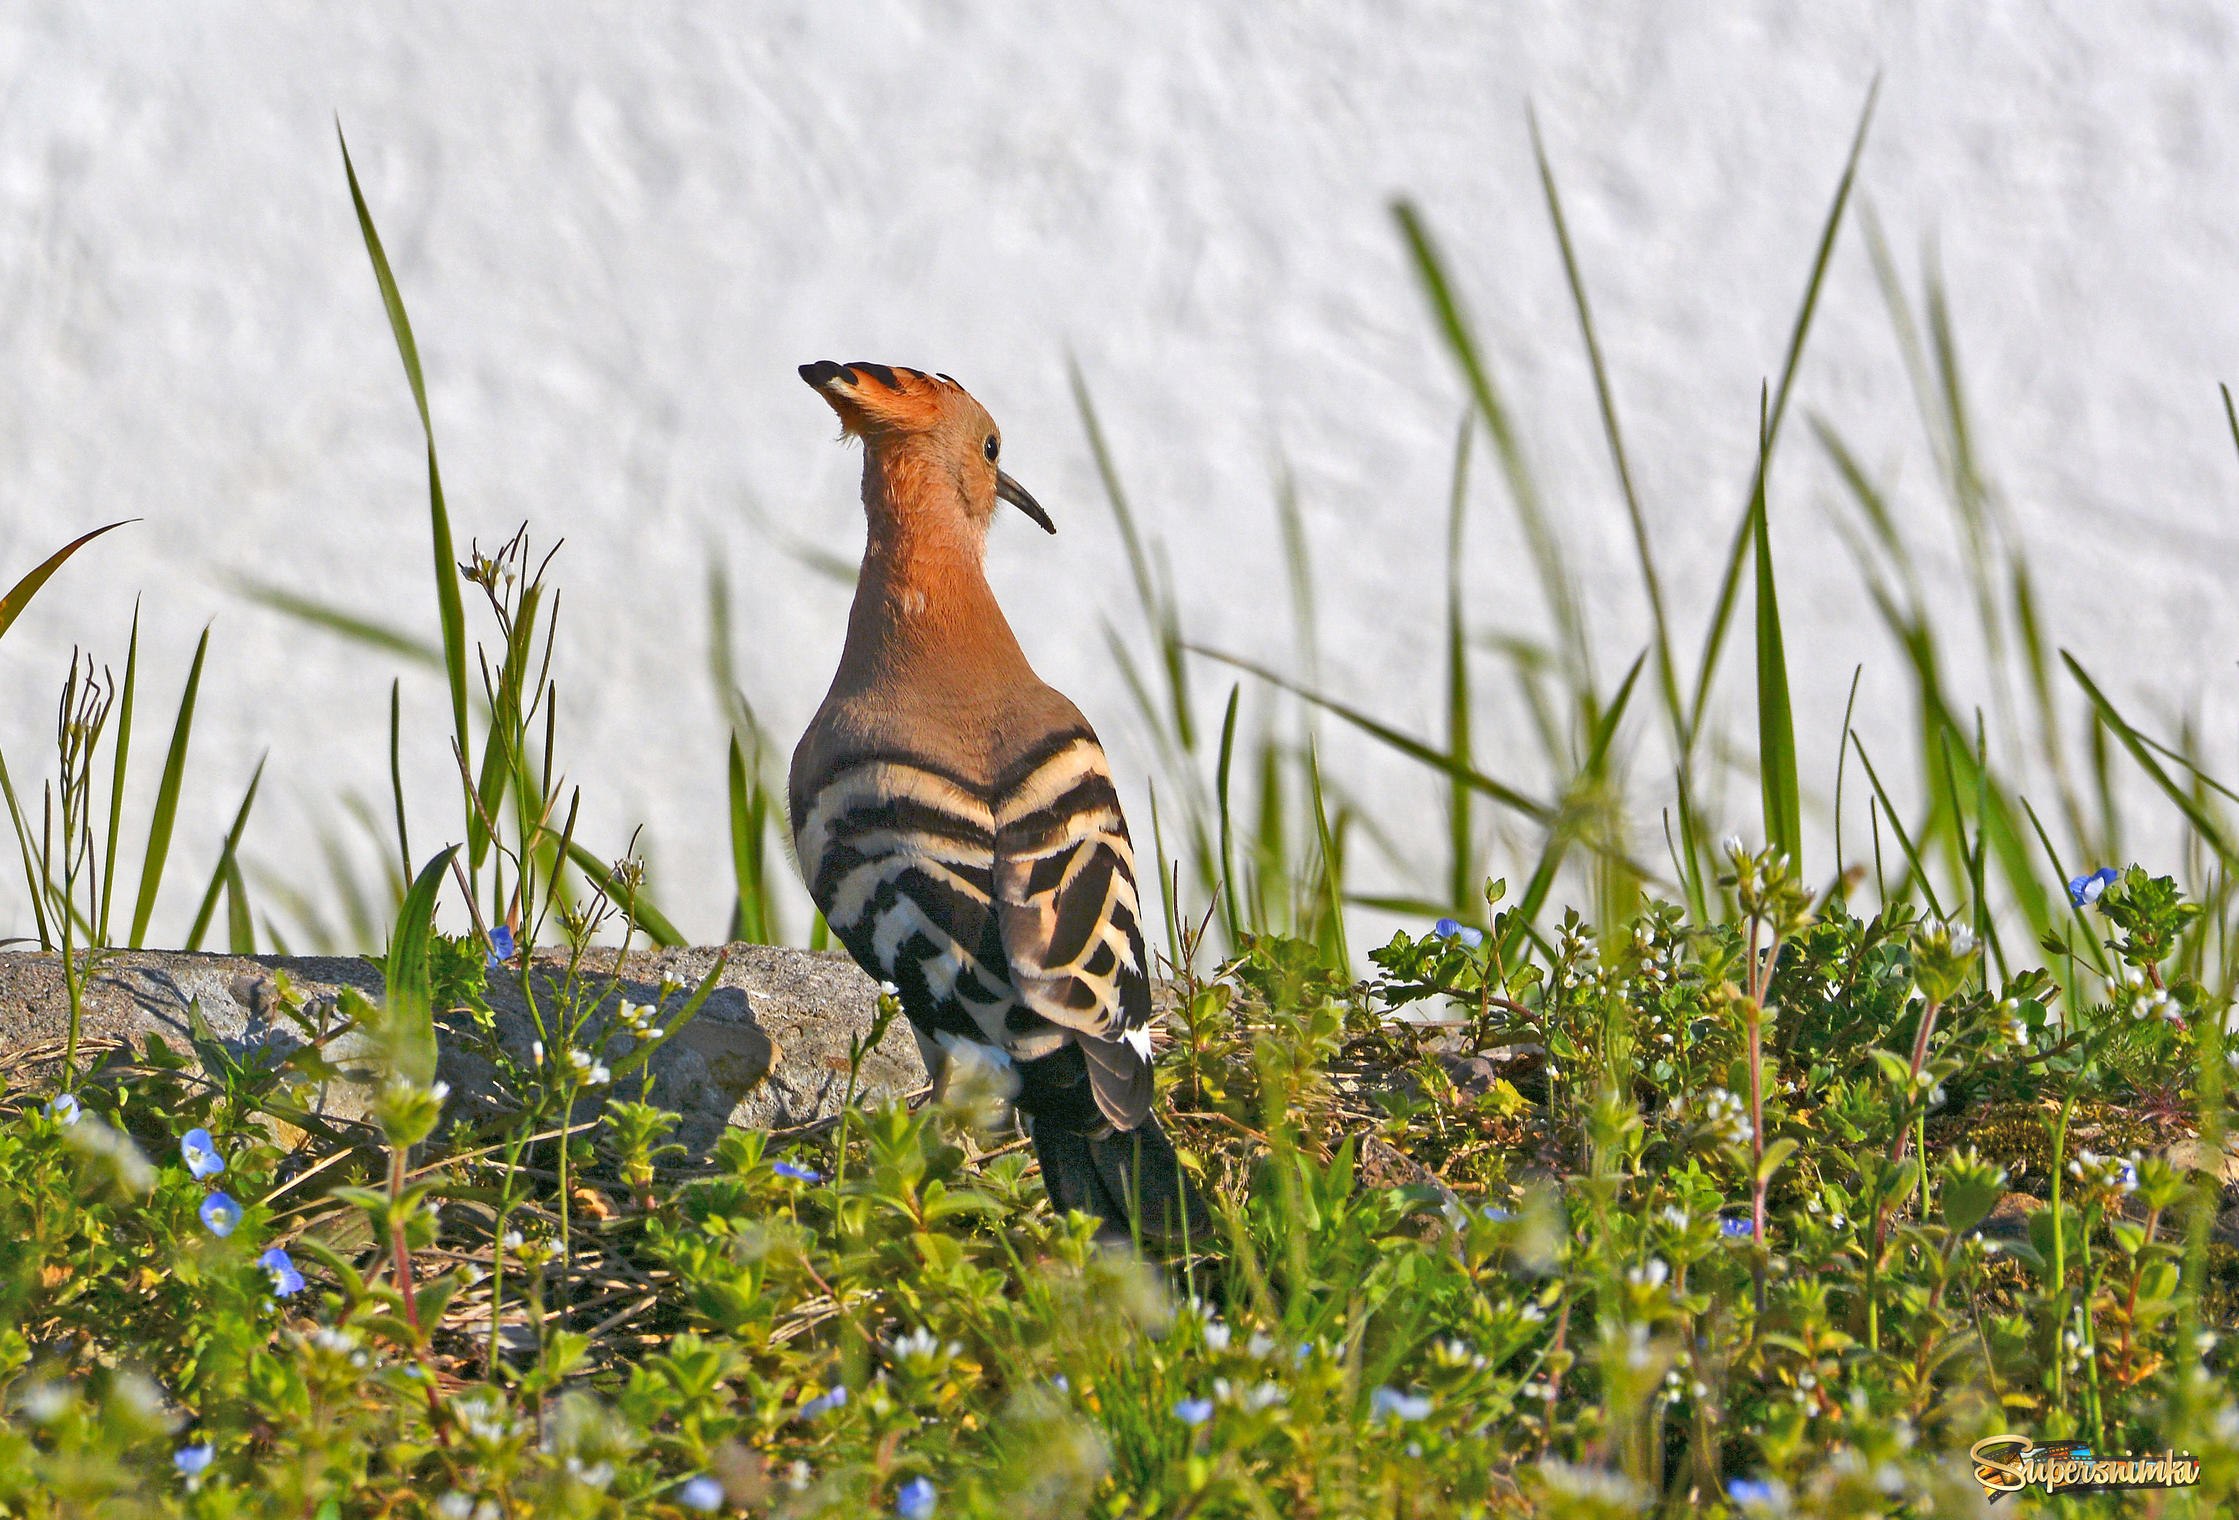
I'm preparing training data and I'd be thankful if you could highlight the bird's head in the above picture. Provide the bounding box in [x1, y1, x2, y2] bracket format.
[799, 360, 1054, 536]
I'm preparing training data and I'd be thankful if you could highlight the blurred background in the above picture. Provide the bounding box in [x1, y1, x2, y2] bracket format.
[0, 4, 2234, 950]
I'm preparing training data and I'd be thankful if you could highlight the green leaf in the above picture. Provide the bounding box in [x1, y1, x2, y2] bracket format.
[184, 754, 267, 953]
[339, 123, 478, 875]
[1752, 394, 1802, 872]
[383, 845, 459, 1087]
[130, 625, 210, 948]
[0, 520, 132, 645]
[1687, 84, 1878, 742]
[1757, 1136, 1799, 1184]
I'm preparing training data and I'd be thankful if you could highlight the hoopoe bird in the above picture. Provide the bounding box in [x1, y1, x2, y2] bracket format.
[789, 359, 1203, 1245]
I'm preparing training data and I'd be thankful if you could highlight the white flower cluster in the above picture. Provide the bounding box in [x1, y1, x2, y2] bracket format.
[614, 1001, 663, 1044]
[1698, 1087, 1754, 1145]
[2067, 1148, 2140, 1196]
[889, 1325, 961, 1370]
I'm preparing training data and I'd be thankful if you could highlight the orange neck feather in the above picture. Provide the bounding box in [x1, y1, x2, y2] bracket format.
[839, 446, 1032, 688]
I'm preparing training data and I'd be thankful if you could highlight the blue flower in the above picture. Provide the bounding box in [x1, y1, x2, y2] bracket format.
[2067, 866, 2121, 909]
[1482, 1206, 1517, 1223]
[1720, 1216, 1754, 1238]
[1431, 917, 1484, 948]
[798, 1383, 848, 1419]
[1371, 1386, 1433, 1422]
[258, 1246, 306, 1298]
[180, 1128, 226, 1181]
[772, 1161, 824, 1184]
[199, 1192, 242, 1237]
[45, 1093, 80, 1126]
[894, 1476, 937, 1519]
[677, 1475, 724, 1512]
[1727, 1476, 1785, 1508]
[487, 924, 516, 970]
[174, 1441, 214, 1479]
[1172, 1396, 1214, 1426]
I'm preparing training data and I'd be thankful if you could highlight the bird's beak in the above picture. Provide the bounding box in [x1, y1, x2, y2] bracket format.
[997, 471, 1056, 534]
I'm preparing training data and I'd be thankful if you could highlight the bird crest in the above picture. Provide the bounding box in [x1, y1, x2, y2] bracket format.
[799, 360, 965, 438]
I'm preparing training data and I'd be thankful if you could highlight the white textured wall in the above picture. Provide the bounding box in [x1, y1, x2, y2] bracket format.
[1, 5, 2234, 947]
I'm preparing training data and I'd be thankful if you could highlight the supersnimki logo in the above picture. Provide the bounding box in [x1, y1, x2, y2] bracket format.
[1969, 1435, 2201, 1502]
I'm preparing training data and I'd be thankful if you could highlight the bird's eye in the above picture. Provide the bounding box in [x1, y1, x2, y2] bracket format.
[983, 434, 1000, 463]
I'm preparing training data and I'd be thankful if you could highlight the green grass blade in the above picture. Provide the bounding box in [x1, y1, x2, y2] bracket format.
[1686, 84, 1878, 741]
[1393, 200, 1590, 695]
[99, 599, 139, 946]
[1497, 653, 1647, 964]
[384, 845, 459, 1087]
[2062, 652, 2237, 866]
[1534, 112, 1684, 750]
[1305, 742, 1349, 974]
[1271, 458, 1321, 687]
[1069, 360, 1196, 754]
[224, 855, 253, 956]
[1850, 734, 1944, 917]
[727, 730, 777, 945]
[1188, 644, 1553, 824]
[0, 520, 133, 645]
[129, 627, 209, 948]
[1832, 664, 1863, 883]
[1148, 781, 1183, 971]
[227, 575, 443, 668]
[185, 755, 266, 953]
[389, 679, 412, 885]
[0, 744, 50, 950]
[339, 124, 478, 877]
[2019, 793, 2114, 984]
[1215, 685, 1242, 943]
[1751, 393, 1802, 870]
[1443, 413, 1476, 916]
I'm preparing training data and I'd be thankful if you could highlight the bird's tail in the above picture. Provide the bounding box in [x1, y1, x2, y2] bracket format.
[1031, 1113, 1209, 1249]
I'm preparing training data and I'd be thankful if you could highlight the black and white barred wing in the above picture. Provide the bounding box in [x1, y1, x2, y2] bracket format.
[991, 732, 1155, 1129]
[792, 754, 1027, 1056]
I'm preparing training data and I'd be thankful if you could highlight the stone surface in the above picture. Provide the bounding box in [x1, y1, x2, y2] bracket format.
[0, 944, 927, 1158]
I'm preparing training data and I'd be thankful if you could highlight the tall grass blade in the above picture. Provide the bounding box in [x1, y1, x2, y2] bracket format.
[0, 746, 49, 949]
[227, 576, 443, 668]
[99, 600, 139, 946]
[1393, 200, 1590, 696]
[1850, 734, 1944, 917]
[1751, 392, 1802, 870]
[339, 124, 478, 877]
[1215, 685, 1242, 942]
[727, 730, 778, 945]
[384, 845, 458, 1087]
[0, 521, 132, 645]
[1533, 113, 1684, 747]
[1068, 361, 1196, 753]
[185, 755, 266, 953]
[2018, 793, 2114, 984]
[129, 627, 209, 948]
[1305, 743, 1349, 974]
[1686, 83, 1878, 741]
[1443, 413, 1476, 915]
[2062, 652, 2237, 866]
[1189, 645, 1553, 824]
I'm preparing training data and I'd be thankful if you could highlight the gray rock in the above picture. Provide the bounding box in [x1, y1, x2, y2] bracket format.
[0, 944, 926, 1159]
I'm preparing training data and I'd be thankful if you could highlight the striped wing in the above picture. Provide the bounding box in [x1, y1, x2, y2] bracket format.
[991, 731, 1155, 1128]
[792, 753, 1051, 1058]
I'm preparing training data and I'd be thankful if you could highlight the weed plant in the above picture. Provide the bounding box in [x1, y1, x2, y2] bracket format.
[3, 105, 2239, 1516]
